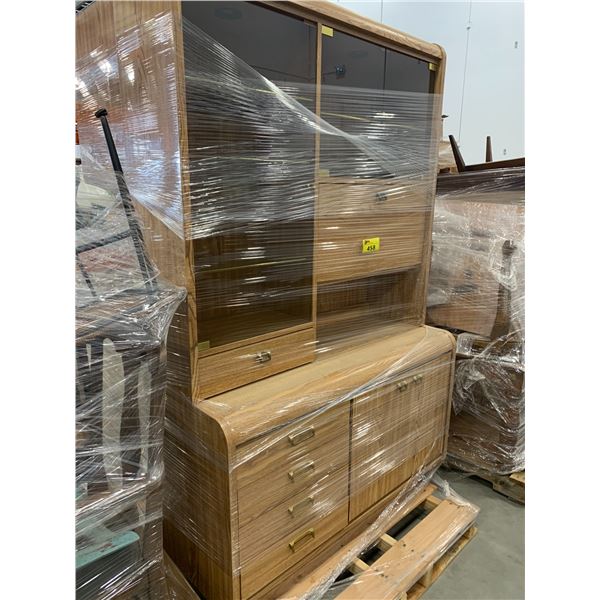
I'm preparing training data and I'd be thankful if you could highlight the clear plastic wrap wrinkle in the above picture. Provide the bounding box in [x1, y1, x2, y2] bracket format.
[77, 14, 440, 240]
[76, 4, 454, 600]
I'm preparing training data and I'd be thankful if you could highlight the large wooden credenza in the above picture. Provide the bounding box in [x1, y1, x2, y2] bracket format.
[164, 324, 455, 600]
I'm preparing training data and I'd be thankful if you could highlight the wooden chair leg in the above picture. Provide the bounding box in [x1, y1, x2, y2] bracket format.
[448, 134, 466, 172]
[485, 135, 493, 162]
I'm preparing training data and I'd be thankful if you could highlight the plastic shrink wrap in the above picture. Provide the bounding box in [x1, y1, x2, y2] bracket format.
[76, 131, 185, 598]
[76, 2, 474, 598]
[427, 167, 525, 475]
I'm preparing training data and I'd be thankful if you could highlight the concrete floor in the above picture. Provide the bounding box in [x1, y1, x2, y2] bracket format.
[423, 468, 524, 600]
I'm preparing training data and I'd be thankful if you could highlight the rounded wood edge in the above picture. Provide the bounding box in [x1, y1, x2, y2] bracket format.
[269, 0, 444, 61]
[424, 324, 457, 353]
[434, 43, 447, 63]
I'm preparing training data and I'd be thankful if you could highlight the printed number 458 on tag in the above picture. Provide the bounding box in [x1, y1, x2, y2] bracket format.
[362, 237, 380, 254]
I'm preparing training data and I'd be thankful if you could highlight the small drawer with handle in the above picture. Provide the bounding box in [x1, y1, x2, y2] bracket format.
[196, 328, 315, 398]
[318, 180, 430, 218]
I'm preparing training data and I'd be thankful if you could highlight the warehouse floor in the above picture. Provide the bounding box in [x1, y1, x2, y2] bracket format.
[423, 468, 525, 600]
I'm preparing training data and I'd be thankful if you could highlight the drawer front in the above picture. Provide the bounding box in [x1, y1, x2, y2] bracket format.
[318, 181, 430, 217]
[350, 353, 452, 520]
[196, 328, 315, 397]
[237, 402, 350, 524]
[240, 499, 348, 599]
[316, 214, 426, 283]
[239, 465, 348, 573]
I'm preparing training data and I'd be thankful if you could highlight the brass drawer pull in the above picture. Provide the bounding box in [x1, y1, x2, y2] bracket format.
[288, 461, 315, 482]
[288, 495, 315, 516]
[397, 374, 424, 391]
[288, 528, 315, 552]
[288, 426, 315, 446]
[396, 380, 409, 392]
[255, 350, 272, 364]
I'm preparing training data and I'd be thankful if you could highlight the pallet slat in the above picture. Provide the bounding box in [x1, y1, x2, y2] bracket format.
[510, 471, 525, 485]
[478, 470, 525, 504]
[407, 526, 478, 600]
[376, 533, 397, 553]
[348, 558, 370, 575]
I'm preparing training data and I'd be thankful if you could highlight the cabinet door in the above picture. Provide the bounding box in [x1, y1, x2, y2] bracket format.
[181, 2, 317, 349]
[384, 48, 437, 177]
[349, 354, 452, 520]
[384, 48, 435, 93]
[321, 30, 385, 90]
[182, 1, 316, 87]
[320, 31, 386, 178]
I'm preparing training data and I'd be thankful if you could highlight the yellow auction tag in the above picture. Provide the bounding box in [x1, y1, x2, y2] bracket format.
[362, 238, 380, 254]
[322, 26, 334, 37]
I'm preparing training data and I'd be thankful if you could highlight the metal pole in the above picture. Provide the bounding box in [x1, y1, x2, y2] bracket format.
[94, 108, 156, 292]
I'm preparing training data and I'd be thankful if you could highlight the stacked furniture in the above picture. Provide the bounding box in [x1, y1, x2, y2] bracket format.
[427, 167, 525, 475]
[75, 163, 184, 598]
[76, 290, 179, 600]
[450, 334, 524, 475]
[76, 1, 455, 598]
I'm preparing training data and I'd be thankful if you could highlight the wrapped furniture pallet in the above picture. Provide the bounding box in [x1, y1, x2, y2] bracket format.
[76, 153, 184, 598]
[76, 1, 463, 598]
[427, 167, 525, 475]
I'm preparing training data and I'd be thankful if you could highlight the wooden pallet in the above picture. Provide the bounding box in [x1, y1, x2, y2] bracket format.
[477, 470, 525, 504]
[291, 485, 479, 600]
[161, 484, 477, 600]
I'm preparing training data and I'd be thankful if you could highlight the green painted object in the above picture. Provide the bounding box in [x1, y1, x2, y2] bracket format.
[76, 526, 139, 570]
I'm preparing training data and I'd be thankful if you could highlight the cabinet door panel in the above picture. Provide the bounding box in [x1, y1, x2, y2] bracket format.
[182, 1, 316, 85]
[320, 30, 386, 178]
[321, 30, 385, 89]
[349, 354, 452, 520]
[384, 48, 434, 93]
[182, 2, 317, 352]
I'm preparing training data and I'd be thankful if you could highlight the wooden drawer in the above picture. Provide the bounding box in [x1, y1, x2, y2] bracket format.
[241, 471, 348, 539]
[237, 402, 350, 524]
[349, 353, 452, 520]
[318, 180, 430, 217]
[316, 214, 426, 283]
[240, 500, 348, 599]
[196, 328, 315, 397]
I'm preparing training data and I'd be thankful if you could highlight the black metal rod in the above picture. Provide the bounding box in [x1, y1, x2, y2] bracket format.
[94, 108, 156, 292]
[76, 229, 132, 255]
[76, 254, 98, 298]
